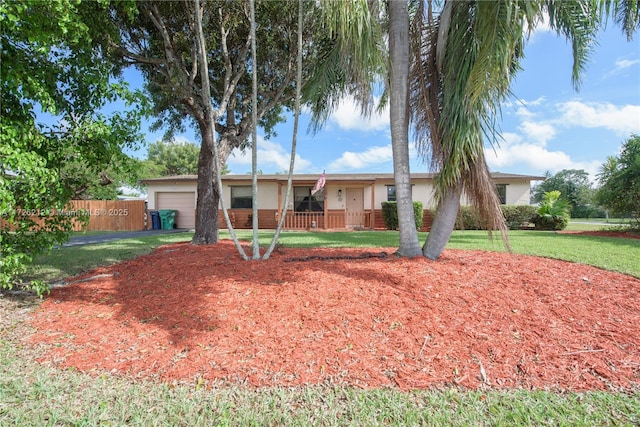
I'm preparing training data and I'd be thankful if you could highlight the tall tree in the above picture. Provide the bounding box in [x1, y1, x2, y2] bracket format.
[146, 140, 201, 176]
[263, 0, 304, 260]
[388, 0, 422, 257]
[1, 0, 144, 294]
[410, 0, 637, 260]
[595, 134, 640, 225]
[106, 1, 314, 245]
[532, 169, 594, 216]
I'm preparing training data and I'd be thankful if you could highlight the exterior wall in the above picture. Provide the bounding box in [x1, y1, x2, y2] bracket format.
[503, 180, 532, 205]
[145, 174, 535, 230]
[373, 179, 436, 209]
[223, 181, 279, 209]
[146, 182, 196, 210]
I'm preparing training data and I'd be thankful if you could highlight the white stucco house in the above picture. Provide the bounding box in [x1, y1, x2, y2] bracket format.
[140, 172, 543, 230]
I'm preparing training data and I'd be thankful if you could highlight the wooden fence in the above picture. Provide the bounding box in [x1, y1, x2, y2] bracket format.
[70, 200, 146, 231]
[1, 200, 147, 232]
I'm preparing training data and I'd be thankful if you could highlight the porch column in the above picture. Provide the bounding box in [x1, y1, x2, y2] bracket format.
[277, 182, 282, 224]
[370, 182, 375, 230]
[323, 183, 328, 229]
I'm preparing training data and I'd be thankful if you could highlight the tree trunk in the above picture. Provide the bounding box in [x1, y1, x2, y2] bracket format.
[192, 119, 219, 245]
[389, 0, 422, 257]
[422, 184, 461, 260]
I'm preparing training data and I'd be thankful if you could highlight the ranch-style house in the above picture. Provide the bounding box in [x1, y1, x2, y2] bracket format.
[141, 172, 543, 231]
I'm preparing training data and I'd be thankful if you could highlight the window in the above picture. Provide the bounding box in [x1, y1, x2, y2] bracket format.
[231, 186, 252, 209]
[386, 185, 396, 202]
[294, 186, 324, 212]
[386, 185, 413, 201]
[496, 184, 507, 204]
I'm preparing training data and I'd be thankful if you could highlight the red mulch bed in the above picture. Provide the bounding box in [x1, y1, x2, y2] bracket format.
[28, 240, 640, 391]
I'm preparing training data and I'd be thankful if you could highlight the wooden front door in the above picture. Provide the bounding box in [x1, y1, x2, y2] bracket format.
[345, 188, 364, 228]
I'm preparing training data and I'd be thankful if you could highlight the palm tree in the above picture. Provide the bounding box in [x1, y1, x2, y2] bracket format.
[410, 0, 615, 260]
[389, 0, 422, 257]
[305, 0, 427, 256]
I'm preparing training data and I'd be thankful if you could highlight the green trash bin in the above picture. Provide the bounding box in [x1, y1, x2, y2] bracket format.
[158, 209, 177, 230]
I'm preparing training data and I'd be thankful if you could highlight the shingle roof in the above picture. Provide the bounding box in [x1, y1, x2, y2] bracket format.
[140, 171, 545, 185]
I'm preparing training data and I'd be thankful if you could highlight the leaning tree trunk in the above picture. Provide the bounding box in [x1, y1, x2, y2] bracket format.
[192, 119, 219, 244]
[422, 184, 461, 260]
[389, 0, 422, 257]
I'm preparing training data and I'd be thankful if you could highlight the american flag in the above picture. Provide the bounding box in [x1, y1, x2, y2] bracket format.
[311, 170, 325, 195]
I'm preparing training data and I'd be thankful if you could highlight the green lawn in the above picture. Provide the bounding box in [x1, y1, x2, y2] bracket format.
[2, 228, 639, 426]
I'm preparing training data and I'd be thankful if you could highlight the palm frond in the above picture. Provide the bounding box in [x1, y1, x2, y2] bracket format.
[302, 0, 387, 133]
[544, 0, 601, 90]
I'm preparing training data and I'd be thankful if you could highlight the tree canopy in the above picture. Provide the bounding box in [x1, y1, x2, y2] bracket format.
[105, 0, 322, 244]
[1, 0, 145, 294]
[596, 134, 640, 225]
[532, 169, 598, 217]
[146, 140, 201, 176]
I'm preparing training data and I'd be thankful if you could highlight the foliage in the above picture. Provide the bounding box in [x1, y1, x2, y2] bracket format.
[146, 140, 200, 176]
[412, 0, 637, 259]
[501, 205, 538, 229]
[532, 191, 571, 230]
[532, 169, 595, 216]
[106, 0, 323, 245]
[595, 134, 640, 227]
[381, 201, 424, 231]
[0, 0, 145, 294]
[447, 205, 538, 230]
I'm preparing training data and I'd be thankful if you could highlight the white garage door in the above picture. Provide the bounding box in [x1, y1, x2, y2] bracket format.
[156, 192, 196, 229]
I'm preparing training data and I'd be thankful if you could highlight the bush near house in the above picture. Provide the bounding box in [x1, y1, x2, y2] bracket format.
[531, 191, 571, 231]
[430, 205, 538, 231]
[381, 201, 424, 231]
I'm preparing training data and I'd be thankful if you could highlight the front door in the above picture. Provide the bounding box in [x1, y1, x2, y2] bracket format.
[345, 188, 364, 228]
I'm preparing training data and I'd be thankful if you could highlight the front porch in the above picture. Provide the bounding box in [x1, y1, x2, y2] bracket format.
[220, 209, 375, 230]
[281, 210, 373, 230]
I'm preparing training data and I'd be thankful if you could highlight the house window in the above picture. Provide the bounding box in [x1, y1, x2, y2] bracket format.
[387, 185, 396, 202]
[496, 184, 507, 204]
[294, 186, 324, 212]
[387, 185, 413, 201]
[231, 186, 252, 208]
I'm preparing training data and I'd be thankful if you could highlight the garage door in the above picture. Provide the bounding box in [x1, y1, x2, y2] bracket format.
[156, 192, 196, 229]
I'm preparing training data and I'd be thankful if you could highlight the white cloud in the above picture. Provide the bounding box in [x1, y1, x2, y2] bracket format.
[168, 136, 197, 145]
[329, 96, 389, 132]
[614, 58, 640, 71]
[487, 134, 602, 178]
[518, 120, 556, 146]
[526, 13, 552, 41]
[555, 101, 640, 135]
[329, 144, 393, 171]
[226, 136, 311, 173]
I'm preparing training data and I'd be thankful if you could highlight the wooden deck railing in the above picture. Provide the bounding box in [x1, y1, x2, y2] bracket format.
[282, 211, 372, 230]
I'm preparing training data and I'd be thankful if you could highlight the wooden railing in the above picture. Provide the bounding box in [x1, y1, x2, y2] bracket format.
[282, 211, 372, 230]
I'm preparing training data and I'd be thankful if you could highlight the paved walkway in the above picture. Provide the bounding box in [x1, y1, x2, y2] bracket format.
[63, 229, 191, 247]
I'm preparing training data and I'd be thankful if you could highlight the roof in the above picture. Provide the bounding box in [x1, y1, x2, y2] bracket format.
[140, 172, 545, 185]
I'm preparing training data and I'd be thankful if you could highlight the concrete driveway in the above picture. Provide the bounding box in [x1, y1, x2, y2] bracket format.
[63, 228, 191, 247]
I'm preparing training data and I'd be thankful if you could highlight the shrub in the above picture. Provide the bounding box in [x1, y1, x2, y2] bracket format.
[456, 206, 483, 230]
[531, 190, 570, 230]
[502, 205, 538, 229]
[381, 201, 423, 231]
[448, 205, 537, 230]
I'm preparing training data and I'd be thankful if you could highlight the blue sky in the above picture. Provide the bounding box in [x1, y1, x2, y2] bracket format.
[135, 23, 639, 181]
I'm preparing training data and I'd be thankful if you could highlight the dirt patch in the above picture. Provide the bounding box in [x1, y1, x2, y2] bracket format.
[24, 241, 640, 391]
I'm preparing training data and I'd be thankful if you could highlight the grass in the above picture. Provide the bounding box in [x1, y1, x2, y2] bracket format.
[1, 341, 637, 427]
[25, 232, 193, 283]
[2, 227, 639, 426]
